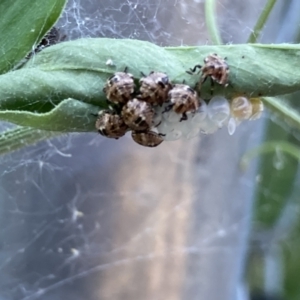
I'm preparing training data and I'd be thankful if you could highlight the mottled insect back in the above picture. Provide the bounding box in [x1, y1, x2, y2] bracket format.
[95, 110, 128, 139]
[103, 70, 135, 104]
[202, 54, 229, 86]
[121, 98, 154, 131]
[138, 71, 172, 105]
[96, 64, 263, 147]
[131, 131, 164, 147]
[187, 53, 229, 93]
[167, 84, 200, 121]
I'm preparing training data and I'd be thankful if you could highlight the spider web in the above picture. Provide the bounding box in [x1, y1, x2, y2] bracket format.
[0, 1, 299, 300]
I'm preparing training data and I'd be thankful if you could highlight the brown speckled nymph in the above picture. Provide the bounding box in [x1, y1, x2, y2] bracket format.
[138, 71, 172, 106]
[167, 84, 199, 121]
[131, 131, 164, 147]
[103, 70, 135, 104]
[95, 110, 128, 139]
[121, 98, 154, 131]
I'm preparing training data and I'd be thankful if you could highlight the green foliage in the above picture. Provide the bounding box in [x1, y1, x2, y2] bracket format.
[0, 0, 66, 74]
[0, 1, 300, 298]
[253, 137, 299, 227]
[0, 0, 67, 154]
[2, 39, 300, 132]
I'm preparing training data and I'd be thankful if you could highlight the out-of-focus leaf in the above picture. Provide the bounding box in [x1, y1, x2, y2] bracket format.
[0, 0, 66, 74]
[253, 124, 299, 227]
[284, 223, 300, 299]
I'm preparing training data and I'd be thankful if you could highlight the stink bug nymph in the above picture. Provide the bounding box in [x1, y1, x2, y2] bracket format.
[166, 84, 200, 121]
[187, 53, 229, 94]
[121, 98, 154, 131]
[103, 68, 135, 104]
[131, 131, 164, 148]
[138, 71, 172, 106]
[95, 110, 128, 139]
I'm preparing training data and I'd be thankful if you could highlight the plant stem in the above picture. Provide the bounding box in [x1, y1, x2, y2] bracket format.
[0, 127, 61, 156]
[240, 141, 300, 171]
[205, 0, 222, 45]
[247, 0, 277, 43]
[263, 97, 300, 131]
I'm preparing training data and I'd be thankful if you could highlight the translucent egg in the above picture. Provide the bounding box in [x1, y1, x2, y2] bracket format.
[227, 117, 236, 136]
[161, 116, 197, 141]
[199, 117, 219, 134]
[230, 96, 252, 121]
[163, 129, 183, 141]
[163, 109, 182, 123]
[207, 96, 230, 126]
[249, 98, 264, 120]
[157, 119, 172, 135]
[183, 127, 200, 139]
[191, 98, 208, 124]
[180, 116, 199, 139]
[153, 96, 234, 141]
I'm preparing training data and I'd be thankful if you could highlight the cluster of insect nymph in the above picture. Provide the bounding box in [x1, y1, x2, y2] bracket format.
[95, 54, 264, 147]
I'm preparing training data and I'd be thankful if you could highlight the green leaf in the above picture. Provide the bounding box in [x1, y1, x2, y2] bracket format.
[0, 0, 67, 74]
[0, 99, 99, 132]
[2, 38, 300, 130]
[251, 129, 299, 228]
[3, 39, 300, 109]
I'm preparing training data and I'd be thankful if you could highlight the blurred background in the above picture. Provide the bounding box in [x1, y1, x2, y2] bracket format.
[0, 0, 300, 299]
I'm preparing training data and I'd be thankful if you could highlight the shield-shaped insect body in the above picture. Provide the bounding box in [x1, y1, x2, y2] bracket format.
[131, 131, 164, 147]
[103, 69, 135, 104]
[138, 71, 172, 106]
[187, 53, 229, 94]
[95, 110, 128, 139]
[166, 84, 200, 121]
[121, 98, 154, 131]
